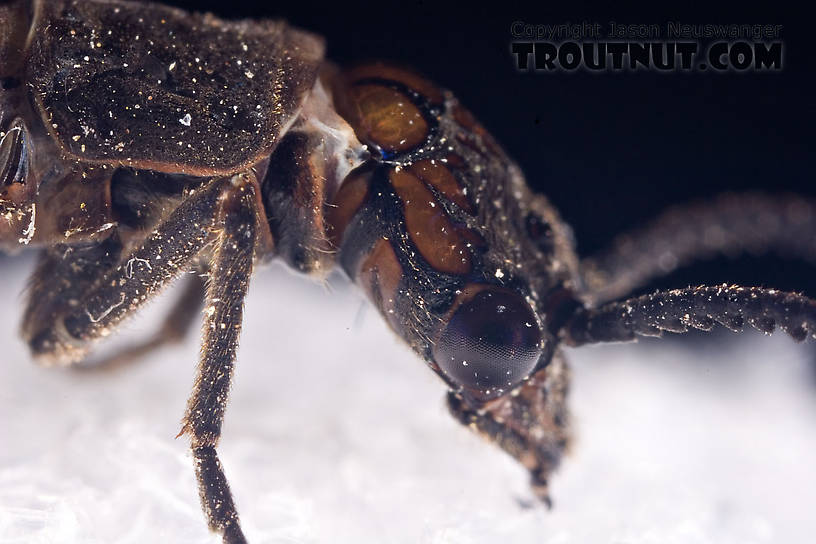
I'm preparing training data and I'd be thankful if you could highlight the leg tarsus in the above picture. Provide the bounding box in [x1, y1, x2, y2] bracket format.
[194, 446, 248, 544]
[529, 469, 553, 509]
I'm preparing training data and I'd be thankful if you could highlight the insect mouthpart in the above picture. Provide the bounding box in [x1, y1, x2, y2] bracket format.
[432, 284, 544, 399]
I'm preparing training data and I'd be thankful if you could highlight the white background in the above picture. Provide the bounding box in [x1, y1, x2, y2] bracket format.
[1, 253, 815, 543]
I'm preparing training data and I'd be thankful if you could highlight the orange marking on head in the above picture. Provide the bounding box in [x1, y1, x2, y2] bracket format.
[408, 159, 474, 214]
[389, 169, 472, 275]
[336, 84, 428, 153]
[326, 168, 370, 248]
[359, 238, 403, 326]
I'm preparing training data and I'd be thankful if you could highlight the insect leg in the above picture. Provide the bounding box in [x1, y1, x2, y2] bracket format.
[23, 176, 232, 363]
[564, 284, 816, 346]
[22, 238, 207, 369]
[76, 272, 208, 371]
[180, 176, 257, 544]
[447, 353, 571, 506]
[580, 194, 816, 304]
[24, 173, 260, 542]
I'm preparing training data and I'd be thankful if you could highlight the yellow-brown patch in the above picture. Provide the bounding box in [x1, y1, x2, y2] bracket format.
[326, 168, 370, 248]
[409, 159, 474, 214]
[337, 84, 428, 153]
[389, 169, 472, 275]
[359, 238, 403, 324]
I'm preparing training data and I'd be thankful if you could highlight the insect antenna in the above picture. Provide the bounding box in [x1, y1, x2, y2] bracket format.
[564, 284, 816, 347]
[581, 193, 816, 305]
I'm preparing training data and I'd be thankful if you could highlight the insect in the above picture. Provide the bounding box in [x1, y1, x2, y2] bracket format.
[1, 0, 813, 542]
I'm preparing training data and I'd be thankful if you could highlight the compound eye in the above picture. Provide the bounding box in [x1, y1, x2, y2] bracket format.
[432, 287, 543, 396]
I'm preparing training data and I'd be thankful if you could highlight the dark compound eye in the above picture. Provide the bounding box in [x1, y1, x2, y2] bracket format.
[432, 287, 543, 396]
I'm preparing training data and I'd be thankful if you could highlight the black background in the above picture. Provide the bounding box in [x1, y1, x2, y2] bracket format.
[164, 1, 813, 299]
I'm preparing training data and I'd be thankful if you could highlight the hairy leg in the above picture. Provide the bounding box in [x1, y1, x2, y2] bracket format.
[447, 352, 570, 506]
[75, 272, 207, 371]
[24, 172, 263, 543]
[180, 176, 258, 544]
[564, 284, 816, 346]
[581, 194, 816, 304]
[23, 177, 227, 363]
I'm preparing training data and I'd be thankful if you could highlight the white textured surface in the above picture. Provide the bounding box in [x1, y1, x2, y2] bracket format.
[1, 254, 815, 544]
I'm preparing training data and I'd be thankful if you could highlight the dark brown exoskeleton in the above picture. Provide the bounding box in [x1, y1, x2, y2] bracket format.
[3, 1, 816, 542]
